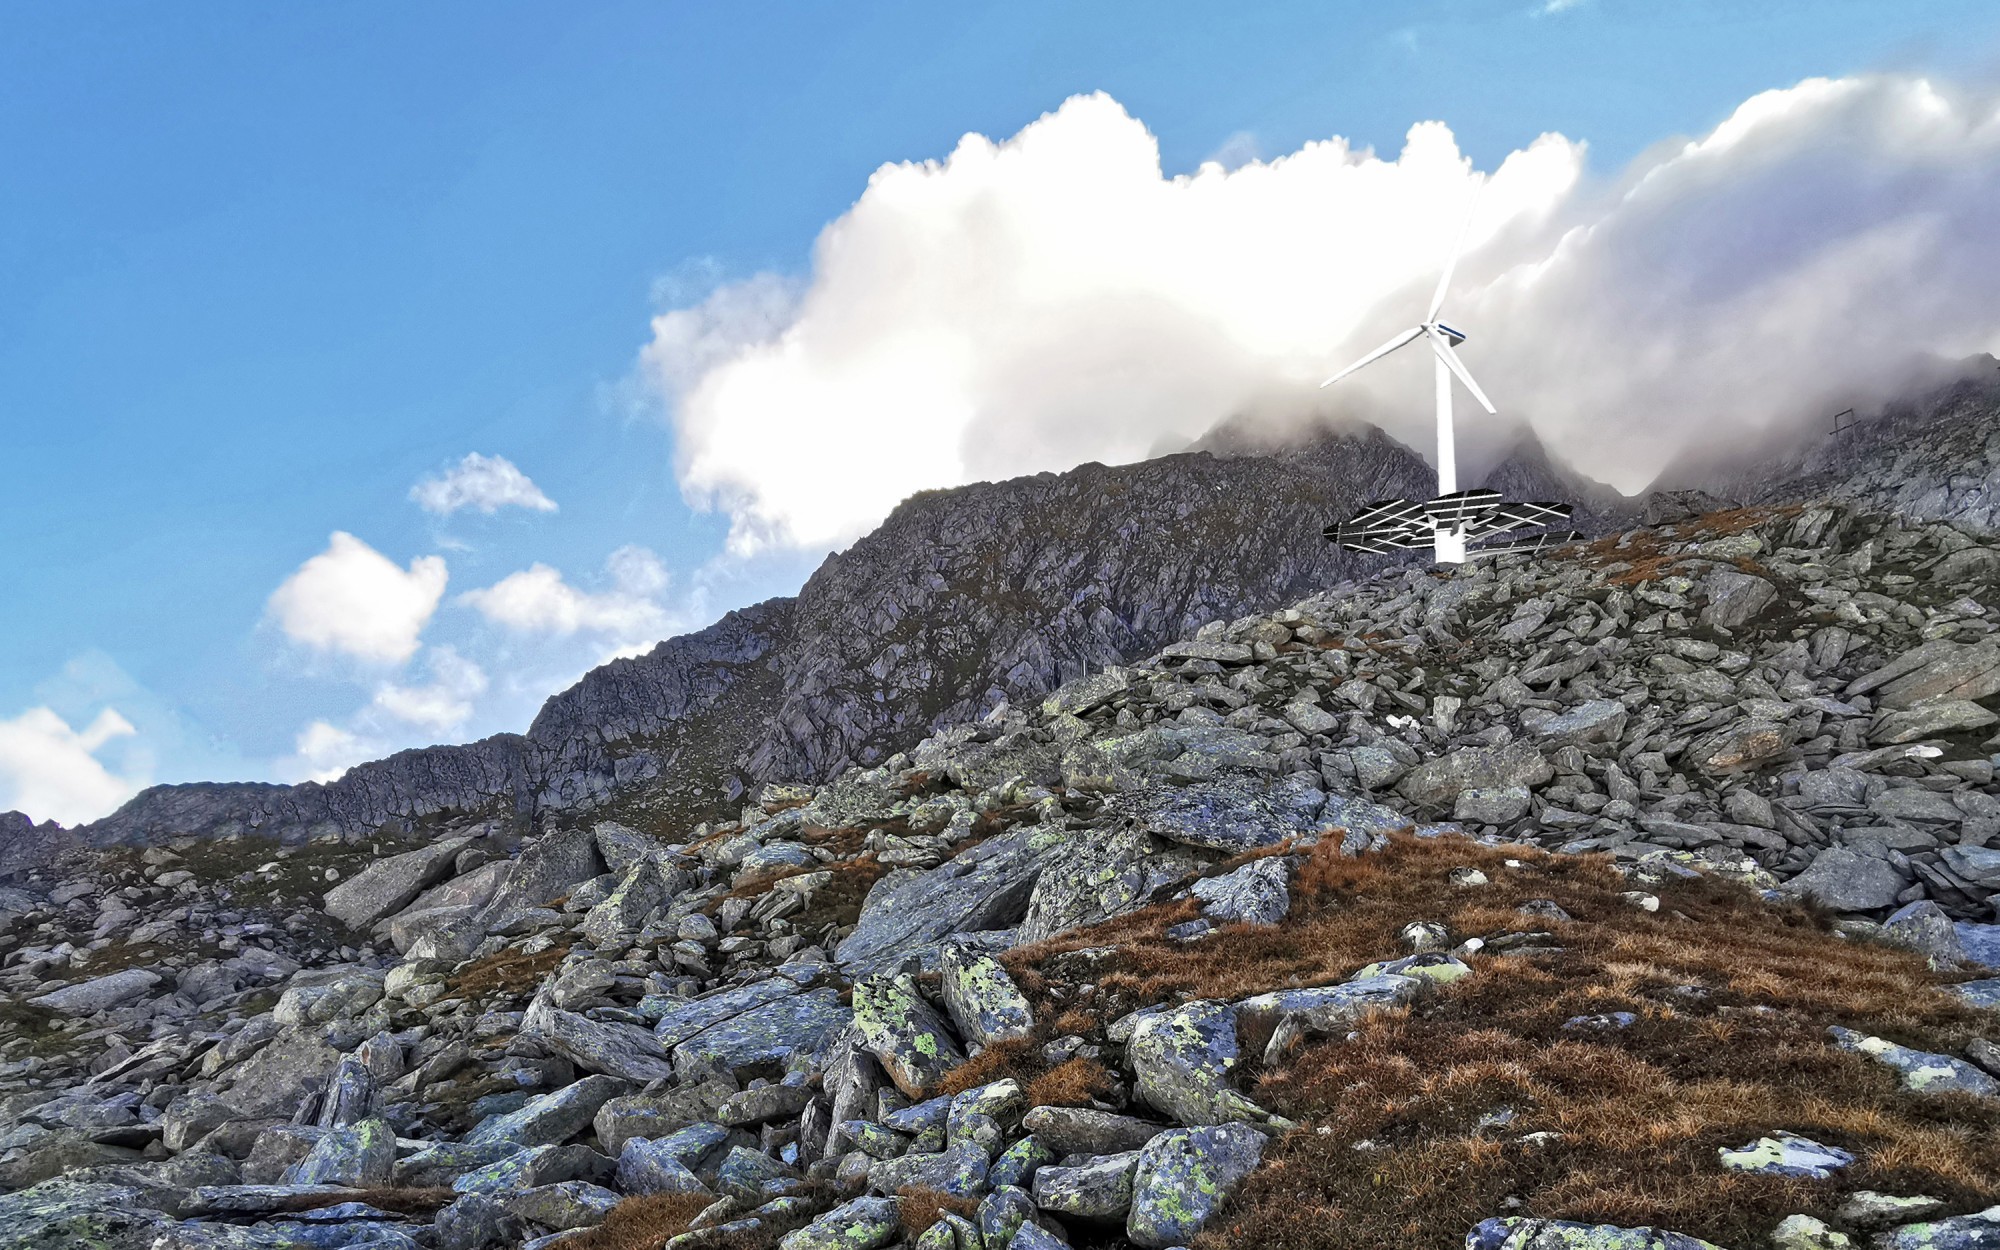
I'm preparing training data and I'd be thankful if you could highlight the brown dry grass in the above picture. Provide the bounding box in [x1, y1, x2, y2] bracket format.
[897, 1187, 977, 1237]
[985, 833, 1998, 1250]
[1026, 1056, 1116, 1108]
[433, 942, 570, 1004]
[266, 1187, 454, 1216]
[563, 1193, 714, 1250]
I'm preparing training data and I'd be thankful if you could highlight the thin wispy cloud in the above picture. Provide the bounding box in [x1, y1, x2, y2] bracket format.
[410, 452, 558, 517]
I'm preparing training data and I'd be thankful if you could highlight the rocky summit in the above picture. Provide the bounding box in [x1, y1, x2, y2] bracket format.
[0, 376, 1998, 1249]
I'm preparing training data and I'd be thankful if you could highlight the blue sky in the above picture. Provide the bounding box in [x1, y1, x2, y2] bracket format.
[5, 1, 2000, 822]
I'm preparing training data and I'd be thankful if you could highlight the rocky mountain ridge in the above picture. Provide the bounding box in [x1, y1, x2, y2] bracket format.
[23, 369, 2000, 869]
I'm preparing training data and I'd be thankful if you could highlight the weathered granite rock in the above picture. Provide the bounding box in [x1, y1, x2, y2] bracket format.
[1189, 857, 1290, 926]
[286, 1118, 394, 1187]
[1018, 1107, 1166, 1158]
[1784, 848, 1906, 912]
[939, 941, 1034, 1049]
[499, 1181, 622, 1232]
[28, 968, 160, 1014]
[1828, 1026, 2000, 1097]
[777, 1196, 901, 1250]
[1871, 699, 2000, 744]
[1128, 1000, 1287, 1129]
[1126, 1123, 1266, 1248]
[1397, 744, 1552, 810]
[1016, 825, 1208, 945]
[672, 987, 852, 1079]
[1031, 1150, 1141, 1221]
[1467, 1217, 1728, 1250]
[1122, 781, 1302, 852]
[615, 1131, 718, 1198]
[464, 1075, 626, 1149]
[1881, 900, 1968, 964]
[852, 974, 964, 1097]
[1700, 568, 1779, 630]
[523, 991, 677, 1082]
[321, 836, 471, 928]
[836, 827, 1043, 974]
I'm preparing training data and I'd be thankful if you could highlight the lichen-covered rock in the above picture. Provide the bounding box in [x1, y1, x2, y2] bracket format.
[0, 1179, 172, 1250]
[1126, 1123, 1266, 1248]
[450, 1144, 613, 1195]
[715, 1144, 803, 1202]
[673, 987, 852, 1080]
[1119, 780, 1303, 851]
[976, 1185, 1038, 1247]
[1127, 1000, 1288, 1129]
[868, 1139, 990, 1198]
[1827, 1027, 2000, 1097]
[989, 1135, 1057, 1190]
[1881, 900, 1968, 965]
[579, 859, 675, 945]
[1030, 1150, 1141, 1221]
[1467, 1216, 1729, 1249]
[499, 1181, 622, 1231]
[649, 977, 803, 1045]
[835, 826, 1044, 975]
[285, 1117, 394, 1187]
[777, 1196, 901, 1250]
[851, 974, 964, 1098]
[615, 1132, 716, 1197]
[1235, 973, 1424, 1062]
[939, 941, 1034, 1048]
[1770, 1214, 1851, 1250]
[1873, 1205, 2000, 1250]
[1717, 1134, 1853, 1179]
[1189, 856, 1290, 926]
[1016, 824, 1208, 945]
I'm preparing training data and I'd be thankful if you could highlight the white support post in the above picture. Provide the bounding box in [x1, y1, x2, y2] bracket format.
[1432, 351, 1465, 564]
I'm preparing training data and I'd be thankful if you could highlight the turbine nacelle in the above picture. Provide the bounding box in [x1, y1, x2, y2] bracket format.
[1431, 321, 1465, 347]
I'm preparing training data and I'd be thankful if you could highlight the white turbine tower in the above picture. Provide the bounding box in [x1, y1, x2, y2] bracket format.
[1321, 204, 1500, 564]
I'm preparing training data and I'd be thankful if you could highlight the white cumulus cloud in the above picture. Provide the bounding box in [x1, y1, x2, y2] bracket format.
[461, 545, 674, 644]
[268, 532, 449, 665]
[370, 646, 489, 734]
[410, 453, 558, 516]
[289, 720, 380, 785]
[0, 706, 145, 825]
[643, 76, 2000, 551]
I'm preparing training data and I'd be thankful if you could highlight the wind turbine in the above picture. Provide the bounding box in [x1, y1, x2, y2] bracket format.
[1319, 201, 1576, 564]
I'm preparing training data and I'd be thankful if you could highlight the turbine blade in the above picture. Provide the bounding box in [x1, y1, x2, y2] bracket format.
[1429, 332, 1498, 414]
[1320, 326, 1424, 388]
[1427, 186, 1483, 322]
